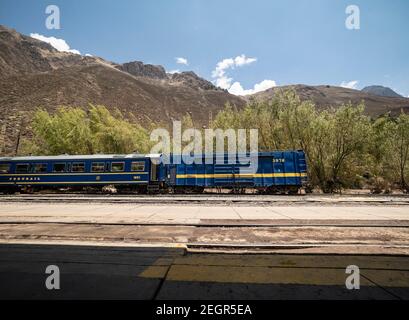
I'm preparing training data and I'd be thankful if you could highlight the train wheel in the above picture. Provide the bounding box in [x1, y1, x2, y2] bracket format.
[266, 186, 287, 195]
[230, 187, 246, 194]
[173, 186, 204, 194]
[195, 187, 205, 194]
[20, 186, 35, 194]
[132, 186, 148, 194]
[287, 187, 300, 195]
[1, 187, 17, 195]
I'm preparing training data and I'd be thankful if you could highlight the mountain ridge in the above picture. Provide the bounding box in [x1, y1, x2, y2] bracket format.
[251, 84, 409, 116]
[1, 24, 409, 156]
[0, 25, 245, 155]
[361, 85, 403, 98]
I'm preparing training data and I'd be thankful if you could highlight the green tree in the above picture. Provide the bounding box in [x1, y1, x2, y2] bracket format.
[19, 105, 152, 156]
[89, 105, 151, 154]
[211, 90, 374, 193]
[394, 113, 409, 191]
[31, 107, 93, 155]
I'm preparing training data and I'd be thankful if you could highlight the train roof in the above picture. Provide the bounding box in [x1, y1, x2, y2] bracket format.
[0, 154, 161, 161]
[0, 151, 305, 162]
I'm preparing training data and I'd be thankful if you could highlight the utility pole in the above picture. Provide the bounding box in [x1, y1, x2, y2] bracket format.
[14, 117, 24, 156]
[0, 123, 6, 155]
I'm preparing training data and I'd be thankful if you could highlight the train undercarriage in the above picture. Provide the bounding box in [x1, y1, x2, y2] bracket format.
[0, 184, 302, 195]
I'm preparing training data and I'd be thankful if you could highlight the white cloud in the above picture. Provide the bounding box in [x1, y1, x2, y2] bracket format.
[30, 33, 81, 55]
[175, 57, 188, 65]
[211, 54, 274, 95]
[234, 55, 257, 66]
[340, 80, 359, 89]
[215, 74, 233, 89]
[212, 58, 234, 78]
[211, 54, 258, 90]
[85, 53, 93, 57]
[212, 58, 234, 88]
[213, 55, 256, 76]
[168, 69, 180, 74]
[229, 79, 277, 96]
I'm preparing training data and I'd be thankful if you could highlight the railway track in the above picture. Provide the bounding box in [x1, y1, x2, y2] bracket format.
[1, 193, 409, 205]
[185, 243, 409, 255]
[1, 219, 409, 228]
[0, 221, 408, 255]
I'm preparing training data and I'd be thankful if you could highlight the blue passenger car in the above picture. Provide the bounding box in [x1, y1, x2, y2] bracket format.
[0, 154, 162, 193]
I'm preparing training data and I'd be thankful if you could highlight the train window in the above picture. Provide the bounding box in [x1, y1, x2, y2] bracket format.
[0, 164, 10, 173]
[131, 161, 145, 172]
[91, 162, 105, 172]
[53, 163, 66, 173]
[16, 164, 29, 174]
[33, 163, 47, 173]
[72, 162, 85, 172]
[111, 162, 124, 172]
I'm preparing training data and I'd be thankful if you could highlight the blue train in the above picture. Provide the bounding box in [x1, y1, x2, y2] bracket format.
[0, 151, 307, 194]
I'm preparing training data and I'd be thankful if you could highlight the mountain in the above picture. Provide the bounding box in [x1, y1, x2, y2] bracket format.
[361, 85, 403, 98]
[251, 84, 409, 116]
[117, 60, 168, 79]
[0, 25, 244, 155]
[1, 24, 408, 156]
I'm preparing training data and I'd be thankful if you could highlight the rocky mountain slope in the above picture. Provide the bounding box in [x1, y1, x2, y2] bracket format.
[252, 84, 409, 116]
[361, 85, 403, 98]
[0, 25, 243, 155]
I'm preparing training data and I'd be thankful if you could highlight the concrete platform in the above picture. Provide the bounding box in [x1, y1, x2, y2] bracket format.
[2, 194, 409, 205]
[1, 200, 408, 299]
[0, 202, 408, 225]
[1, 222, 409, 255]
[1, 244, 408, 300]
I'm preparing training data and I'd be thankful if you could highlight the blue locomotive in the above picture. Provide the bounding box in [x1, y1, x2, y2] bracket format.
[0, 151, 307, 194]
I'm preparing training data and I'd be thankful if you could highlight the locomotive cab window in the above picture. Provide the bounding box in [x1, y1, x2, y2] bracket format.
[33, 163, 47, 173]
[0, 164, 10, 173]
[91, 162, 105, 172]
[16, 164, 29, 174]
[131, 161, 145, 172]
[53, 163, 66, 173]
[111, 162, 124, 172]
[72, 162, 85, 172]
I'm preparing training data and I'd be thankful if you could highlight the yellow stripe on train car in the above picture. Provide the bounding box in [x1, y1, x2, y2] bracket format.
[176, 173, 307, 179]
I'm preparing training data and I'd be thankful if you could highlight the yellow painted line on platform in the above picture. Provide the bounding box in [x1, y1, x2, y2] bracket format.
[0, 239, 187, 249]
[138, 255, 409, 287]
[138, 266, 169, 278]
[166, 265, 409, 287]
[361, 269, 409, 288]
[172, 255, 409, 270]
[145, 265, 373, 286]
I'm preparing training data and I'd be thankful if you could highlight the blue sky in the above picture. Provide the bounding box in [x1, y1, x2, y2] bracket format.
[1, 0, 408, 96]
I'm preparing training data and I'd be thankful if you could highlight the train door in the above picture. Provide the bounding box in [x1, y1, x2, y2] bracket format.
[150, 161, 158, 182]
[273, 153, 285, 185]
[168, 164, 176, 185]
